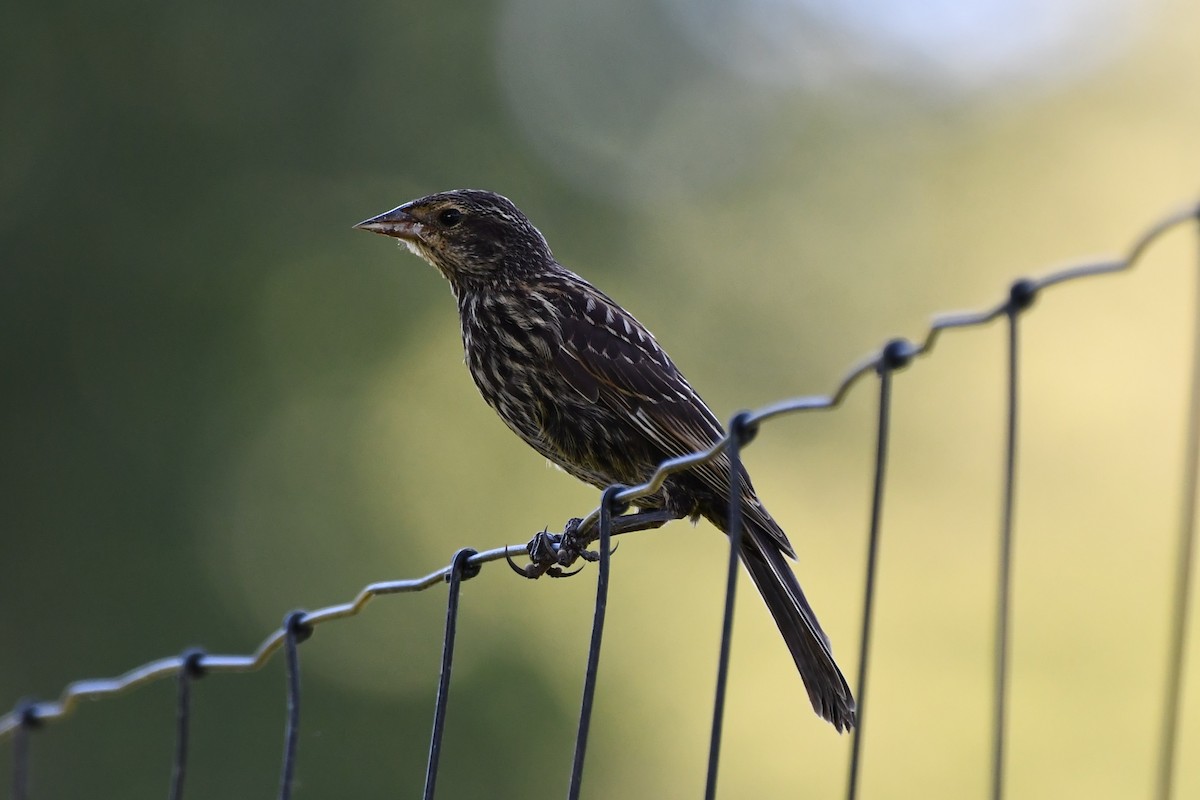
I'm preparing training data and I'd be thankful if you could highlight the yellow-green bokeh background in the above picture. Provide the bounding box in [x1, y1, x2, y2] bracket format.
[3, 0, 1199, 796]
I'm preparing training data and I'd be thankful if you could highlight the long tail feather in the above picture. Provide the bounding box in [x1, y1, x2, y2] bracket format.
[708, 505, 857, 732]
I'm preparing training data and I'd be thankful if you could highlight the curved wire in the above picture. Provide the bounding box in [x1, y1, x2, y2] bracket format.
[1, 200, 1196, 743]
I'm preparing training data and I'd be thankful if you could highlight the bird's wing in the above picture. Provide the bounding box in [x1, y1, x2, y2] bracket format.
[547, 277, 796, 556]
[550, 280, 724, 450]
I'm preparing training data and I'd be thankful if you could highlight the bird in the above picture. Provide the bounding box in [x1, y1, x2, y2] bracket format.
[354, 189, 856, 731]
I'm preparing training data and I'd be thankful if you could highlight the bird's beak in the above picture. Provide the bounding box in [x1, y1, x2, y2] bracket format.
[353, 206, 424, 241]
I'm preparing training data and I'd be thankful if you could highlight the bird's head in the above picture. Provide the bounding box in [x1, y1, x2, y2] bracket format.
[354, 189, 554, 289]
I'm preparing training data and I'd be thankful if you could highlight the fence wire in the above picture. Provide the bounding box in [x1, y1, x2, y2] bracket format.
[3, 201, 1199, 800]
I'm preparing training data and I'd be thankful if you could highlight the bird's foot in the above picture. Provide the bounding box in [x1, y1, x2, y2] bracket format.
[557, 516, 603, 567]
[506, 519, 601, 579]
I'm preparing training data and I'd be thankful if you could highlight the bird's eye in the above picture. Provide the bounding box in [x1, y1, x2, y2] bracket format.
[437, 208, 463, 227]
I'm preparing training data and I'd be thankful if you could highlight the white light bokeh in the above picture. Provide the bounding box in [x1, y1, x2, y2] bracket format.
[666, 0, 1152, 92]
[495, 0, 1156, 202]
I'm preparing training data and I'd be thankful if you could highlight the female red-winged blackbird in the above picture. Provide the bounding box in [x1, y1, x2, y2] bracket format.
[355, 189, 855, 731]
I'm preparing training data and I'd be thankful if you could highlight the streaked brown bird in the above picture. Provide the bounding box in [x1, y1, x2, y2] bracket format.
[355, 189, 855, 731]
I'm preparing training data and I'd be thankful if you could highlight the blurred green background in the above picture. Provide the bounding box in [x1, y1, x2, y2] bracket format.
[3, 0, 1200, 796]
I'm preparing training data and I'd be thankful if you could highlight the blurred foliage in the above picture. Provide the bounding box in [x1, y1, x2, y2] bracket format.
[2, 0, 1200, 797]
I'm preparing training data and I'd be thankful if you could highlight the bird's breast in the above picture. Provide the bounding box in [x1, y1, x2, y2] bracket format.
[457, 291, 563, 436]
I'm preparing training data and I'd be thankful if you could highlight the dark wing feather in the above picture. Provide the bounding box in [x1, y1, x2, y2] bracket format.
[550, 279, 722, 444]
[547, 276, 796, 557]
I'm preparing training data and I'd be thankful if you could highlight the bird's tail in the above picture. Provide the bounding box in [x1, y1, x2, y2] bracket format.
[708, 506, 857, 732]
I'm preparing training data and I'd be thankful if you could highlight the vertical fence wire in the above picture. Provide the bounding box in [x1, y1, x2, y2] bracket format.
[278, 612, 311, 800]
[703, 412, 756, 800]
[566, 485, 624, 800]
[10, 705, 34, 800]
[846, 341, 908, 799]
[167, 649, 205, 800]
[423, 548, 480, 800]
[1155, 219, 1200, 800]
[991, 281, 1035, 800]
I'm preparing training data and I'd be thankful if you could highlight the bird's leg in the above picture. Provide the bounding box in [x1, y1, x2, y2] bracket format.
[560, 510, 683, 565]
[509, 509, 682, 579]
[549, 516, 598, 573]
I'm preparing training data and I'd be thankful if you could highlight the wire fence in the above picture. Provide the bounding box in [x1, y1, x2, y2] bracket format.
[3, 201, 1199, 800]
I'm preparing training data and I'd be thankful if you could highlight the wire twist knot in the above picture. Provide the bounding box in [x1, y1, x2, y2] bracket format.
[449, 548, 481, 582]
[728, 411, 759, 447]
[180, 648, 207, 680]
[1008, 278, 1038, 314]
[283, 611, 313, 644]
[878, 338, 915, 373]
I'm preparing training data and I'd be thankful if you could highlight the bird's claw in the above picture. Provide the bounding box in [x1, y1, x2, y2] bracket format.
[506, 529, 559, 579]
[505, 556, 585, 579]
[546, 564, 586, 578]
[505, 551, 544, 578]
[507, 519, 616, 579]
